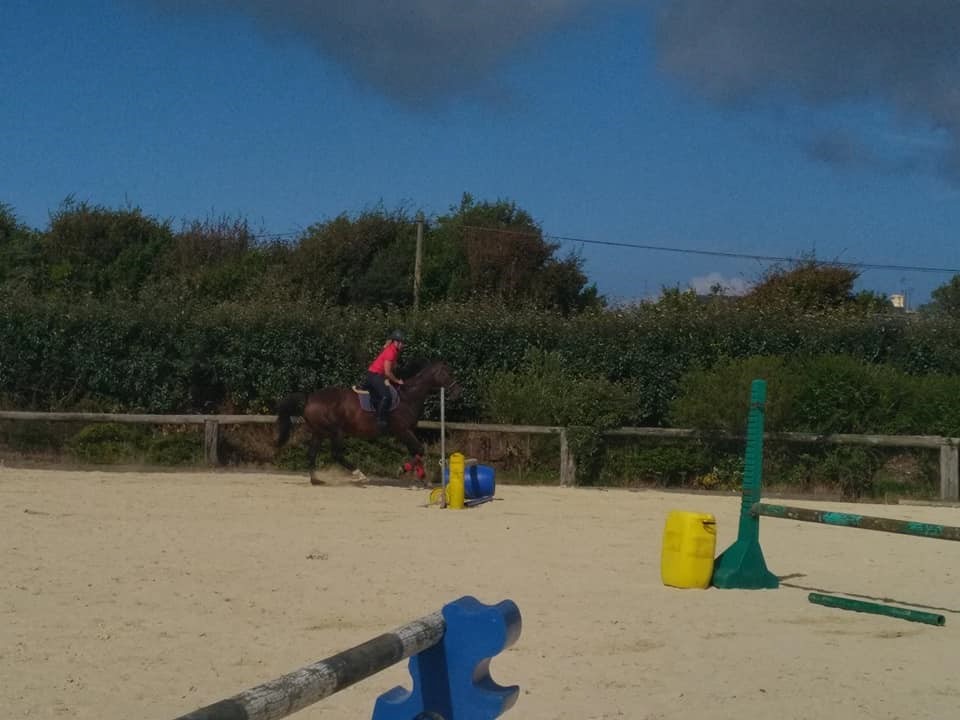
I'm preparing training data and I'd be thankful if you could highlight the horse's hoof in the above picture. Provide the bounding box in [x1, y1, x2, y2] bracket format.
[310, 476, 326, 486]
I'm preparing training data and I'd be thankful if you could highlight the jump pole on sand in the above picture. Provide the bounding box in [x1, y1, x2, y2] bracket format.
[808, 593, 946, 626]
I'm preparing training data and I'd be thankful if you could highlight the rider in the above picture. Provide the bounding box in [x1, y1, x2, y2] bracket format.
[366, 329, 406, 432]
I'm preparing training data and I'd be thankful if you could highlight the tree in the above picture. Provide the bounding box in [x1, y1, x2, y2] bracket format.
[150, 214, 286, 302]
[425, 193, 603, 313]
[530, 251, 604, 315]
[740, 260, 887, 313]
[0, 203, 40, 291]
[37, 199, 174, 297]
[921, 275, 960, 315]
[280, 194, 603, 312]
[287, 204, 416, 306]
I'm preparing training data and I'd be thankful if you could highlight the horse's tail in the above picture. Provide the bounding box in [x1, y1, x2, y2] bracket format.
[275, 393, 307, 448]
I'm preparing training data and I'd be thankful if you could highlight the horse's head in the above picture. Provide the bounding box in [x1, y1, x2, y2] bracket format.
[424, 361, 463, 401]
[400, 359, 463, 402]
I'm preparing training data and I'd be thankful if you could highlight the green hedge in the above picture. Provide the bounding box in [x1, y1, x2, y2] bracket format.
[2, 296, 957, 496]
[669, 353, 960, 436]
[4, 297, 960, 426]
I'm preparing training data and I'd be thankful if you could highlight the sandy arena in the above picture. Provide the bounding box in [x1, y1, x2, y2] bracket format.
[2, 465, 959, 719]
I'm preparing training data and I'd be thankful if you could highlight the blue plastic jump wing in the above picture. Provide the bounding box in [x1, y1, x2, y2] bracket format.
[372, 595, 522, 720]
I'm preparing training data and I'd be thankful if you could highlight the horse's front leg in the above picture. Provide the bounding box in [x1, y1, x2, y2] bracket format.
[395, 429, 427, 483]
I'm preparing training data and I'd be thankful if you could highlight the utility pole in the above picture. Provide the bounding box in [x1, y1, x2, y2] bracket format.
[414, 212, 424, 311]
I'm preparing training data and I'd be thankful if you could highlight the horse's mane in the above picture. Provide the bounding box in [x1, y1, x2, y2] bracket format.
[398, 357, 433, 380]
[398, 358, 450, 393]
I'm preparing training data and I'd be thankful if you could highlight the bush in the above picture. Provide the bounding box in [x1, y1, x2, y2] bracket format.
[670, 353, 960, 437]
[597, 441, 710, 487]
[668, 354, 960, 497]
[145, 431, 201, 465]
[484, 348, 635, 480]
[0, 420, 70, 453]
[668, 356, 795, 433]
[61, 423, 201, 466]
[788, 356, 908, 434]
[815, 446, 884, 499]
[65, 423, 151, 464]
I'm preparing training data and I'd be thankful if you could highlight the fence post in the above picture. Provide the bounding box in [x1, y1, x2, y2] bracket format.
[204, 419, 220, 466]
[559, 429, 576, 487]
[939, 442, 959, 501]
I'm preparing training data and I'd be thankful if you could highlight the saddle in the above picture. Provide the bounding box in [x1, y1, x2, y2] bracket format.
[351, 383, 400, 413]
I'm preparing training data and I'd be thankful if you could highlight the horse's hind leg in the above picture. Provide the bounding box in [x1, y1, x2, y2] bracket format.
[308, 434, 324, 485]
[329, 431, 354, 471]
[331, 430, 367, 483]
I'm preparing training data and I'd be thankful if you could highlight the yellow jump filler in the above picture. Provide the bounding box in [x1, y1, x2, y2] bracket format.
[661, 510, 717, 589]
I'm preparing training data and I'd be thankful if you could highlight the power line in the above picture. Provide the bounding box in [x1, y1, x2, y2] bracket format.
[548, 235, 960, 275]
[251, 222, 959, 276]
[461, 225, 960, 275]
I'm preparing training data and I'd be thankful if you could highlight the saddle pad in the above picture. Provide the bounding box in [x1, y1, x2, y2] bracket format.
[352, 384, 400, 412]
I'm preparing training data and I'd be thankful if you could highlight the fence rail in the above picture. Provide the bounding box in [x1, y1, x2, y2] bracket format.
[0, 411, 957, 499]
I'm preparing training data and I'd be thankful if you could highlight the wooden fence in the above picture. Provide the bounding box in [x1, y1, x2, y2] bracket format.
[0, 411, 957, 500]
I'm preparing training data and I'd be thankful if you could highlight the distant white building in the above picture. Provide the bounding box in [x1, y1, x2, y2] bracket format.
[889, 293, 906, 309]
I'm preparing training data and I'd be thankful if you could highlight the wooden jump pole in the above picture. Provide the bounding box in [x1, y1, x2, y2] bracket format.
[174, 612, 445, 720]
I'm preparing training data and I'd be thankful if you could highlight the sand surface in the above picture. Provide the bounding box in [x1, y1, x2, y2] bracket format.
[2, 466, 960, 719]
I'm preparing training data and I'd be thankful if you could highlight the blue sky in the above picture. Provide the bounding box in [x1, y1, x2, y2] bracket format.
[3, 1, 960, 307]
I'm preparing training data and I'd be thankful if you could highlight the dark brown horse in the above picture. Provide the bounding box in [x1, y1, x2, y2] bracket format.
[275, 360, 461, 485]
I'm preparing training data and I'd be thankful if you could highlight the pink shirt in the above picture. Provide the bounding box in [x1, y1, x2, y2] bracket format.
[368, 343, 399, 374]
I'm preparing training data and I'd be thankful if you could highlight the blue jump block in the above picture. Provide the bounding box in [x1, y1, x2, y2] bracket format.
[372, 596, 522, 719]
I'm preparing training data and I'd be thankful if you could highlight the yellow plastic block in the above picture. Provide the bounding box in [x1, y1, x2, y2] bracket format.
[661, 510, 717, 589]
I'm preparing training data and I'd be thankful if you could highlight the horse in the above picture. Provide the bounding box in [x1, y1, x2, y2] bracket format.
[274, 360, 461, 485]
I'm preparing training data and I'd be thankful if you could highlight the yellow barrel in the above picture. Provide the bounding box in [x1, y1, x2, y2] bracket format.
[660, 510, 717, 589]
[447, 452, 466, 510]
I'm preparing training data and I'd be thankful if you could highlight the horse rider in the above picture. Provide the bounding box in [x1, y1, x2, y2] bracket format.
[366, 329, 406, 432]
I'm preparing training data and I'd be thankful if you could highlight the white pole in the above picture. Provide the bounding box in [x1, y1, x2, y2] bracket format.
[440, 386, 447, 508]
[413, 214, 423, 311]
